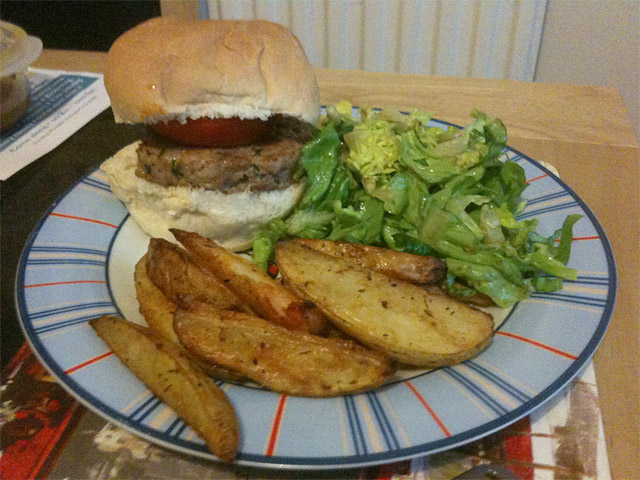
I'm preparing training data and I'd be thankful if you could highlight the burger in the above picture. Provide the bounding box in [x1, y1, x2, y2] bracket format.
[100, 17, 320, 251]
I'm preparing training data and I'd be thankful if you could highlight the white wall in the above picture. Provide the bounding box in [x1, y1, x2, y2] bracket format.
[196, 0, 639, 138]
[535, 0, 639, 139]
[204, 0, 546, 81]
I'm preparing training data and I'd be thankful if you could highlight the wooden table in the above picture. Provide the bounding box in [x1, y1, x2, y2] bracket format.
[32, 49, 640, 479]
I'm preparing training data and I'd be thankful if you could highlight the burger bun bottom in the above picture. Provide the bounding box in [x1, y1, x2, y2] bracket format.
[101, 141, 304, 251]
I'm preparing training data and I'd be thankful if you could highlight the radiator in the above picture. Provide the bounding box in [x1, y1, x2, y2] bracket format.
[202, 0, 547, 81]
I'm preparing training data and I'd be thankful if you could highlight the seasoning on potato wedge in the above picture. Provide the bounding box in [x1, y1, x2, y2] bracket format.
[145, 238, 250, 313]
[276, 241, 495, 367]
[423, 284, 495, 308]
[173, 299, 394, 397]
[171, 229, 328, 334]
[134, 254, 246, 382]
[294, 238, 447, 285]
[134, 253, 179, 342]
[89, 315, 239, 462]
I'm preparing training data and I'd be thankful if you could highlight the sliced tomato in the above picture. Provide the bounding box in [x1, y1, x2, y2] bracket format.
[149, 117, 270, 148]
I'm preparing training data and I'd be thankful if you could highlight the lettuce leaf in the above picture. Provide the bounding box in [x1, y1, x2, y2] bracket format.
[252, 102, 579, 307]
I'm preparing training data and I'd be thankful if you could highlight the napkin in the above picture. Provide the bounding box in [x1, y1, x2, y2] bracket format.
[0, 343, 611, 480]
[0, 68, 110, 180]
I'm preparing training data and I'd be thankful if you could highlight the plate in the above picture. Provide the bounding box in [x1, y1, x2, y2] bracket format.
[15, 118, 616, 469]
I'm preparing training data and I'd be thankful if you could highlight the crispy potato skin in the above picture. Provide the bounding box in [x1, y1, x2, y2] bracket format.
[135, 254, 179, 342]
[171, 229, 328, 334]
[145, 238, 250, 313]
[173, 300, 394, 397]
[295, 238, 447, 285]
[134, 254, 245, 382]
[296, 238, 493, 307]
[276, 241, 494, 367]
[423, 284, 495, 308]
[89, 315, 238, 462]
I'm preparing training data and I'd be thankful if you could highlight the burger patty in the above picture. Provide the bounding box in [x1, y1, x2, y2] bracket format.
[135, 116, 313, 193]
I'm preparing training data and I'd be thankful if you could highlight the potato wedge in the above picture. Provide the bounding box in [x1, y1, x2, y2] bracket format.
[89, 315, 239, 462]
[145, 238, 250, 313]
[135, 254, 179, 342]
[171, 229, 328, 334]
[173, 300, 394, 397]
[134, 255, 246, 382]
[423, 284, 495, 308]
[295, 238, 447, 285]
[276, 241, 494, 367]
[295, 238, 493, 307]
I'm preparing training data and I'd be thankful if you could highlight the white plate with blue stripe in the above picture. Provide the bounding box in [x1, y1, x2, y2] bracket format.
[15, 119, 616, 469]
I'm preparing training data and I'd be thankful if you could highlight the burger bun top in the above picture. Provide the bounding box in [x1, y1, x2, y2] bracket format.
[104, 17, 320, 125]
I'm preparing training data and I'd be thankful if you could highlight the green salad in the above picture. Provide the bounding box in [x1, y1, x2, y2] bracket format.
[253, 101, 580, 308]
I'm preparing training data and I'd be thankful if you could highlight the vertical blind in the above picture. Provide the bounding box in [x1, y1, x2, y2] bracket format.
[203, 0, 547, 81]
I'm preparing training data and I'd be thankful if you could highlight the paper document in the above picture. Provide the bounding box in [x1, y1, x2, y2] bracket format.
[0, 68, 110, 180]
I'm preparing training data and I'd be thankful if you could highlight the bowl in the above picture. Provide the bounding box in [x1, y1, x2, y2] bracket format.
[0, 21, 42, 130]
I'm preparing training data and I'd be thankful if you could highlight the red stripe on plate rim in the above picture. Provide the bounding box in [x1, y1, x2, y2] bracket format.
[65, 351, 114, 375]
[404, 381, 451, 437]
[496, 331, 578, 360]
[50, 212, 118, 229]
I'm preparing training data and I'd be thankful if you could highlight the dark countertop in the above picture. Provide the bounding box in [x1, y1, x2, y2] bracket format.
[1, 109, 144, 367]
